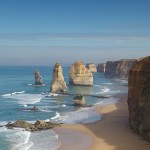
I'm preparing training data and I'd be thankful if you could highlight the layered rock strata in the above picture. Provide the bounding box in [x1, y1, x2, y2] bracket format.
[34, 69, 43, 85]
[69, 61, 93, 86]
[97, 63, 106, 72]
[105, 59, 137, 79]
[128, 56, 150, 141]
[86, 63, 97, 72]
[50, 63, 67, 94]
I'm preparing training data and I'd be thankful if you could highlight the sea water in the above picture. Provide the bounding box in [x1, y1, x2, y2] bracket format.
[0, 66, 127, 150]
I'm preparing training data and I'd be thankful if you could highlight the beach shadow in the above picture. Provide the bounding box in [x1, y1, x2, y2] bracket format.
[82, 95, 150, 150]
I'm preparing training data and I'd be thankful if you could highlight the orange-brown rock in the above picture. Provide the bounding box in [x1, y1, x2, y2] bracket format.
[50, 63, 67, 94]
[128, 56, 150, 141]
[69, 61, 93, 86]
[105, 59, 137, 79]
[86, 63, 97, 72]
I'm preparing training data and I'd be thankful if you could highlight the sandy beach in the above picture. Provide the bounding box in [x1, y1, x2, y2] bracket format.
[55, 94, 150, 150]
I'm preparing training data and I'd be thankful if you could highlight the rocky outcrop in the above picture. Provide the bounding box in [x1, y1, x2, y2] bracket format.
[86, 63, 97, 72]
[69, 61, 93, 86]
[128, 56, 150, 141]
[97, 63, 106, 72]
[73, 95, 86, 106]
[105, 59, 137, 79]
[6, 120, 60, 131]
[50, 63, 67, 94]
[34, 69, 43, 85]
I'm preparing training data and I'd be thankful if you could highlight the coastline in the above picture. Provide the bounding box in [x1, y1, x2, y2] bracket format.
[55, 93, 150, 150]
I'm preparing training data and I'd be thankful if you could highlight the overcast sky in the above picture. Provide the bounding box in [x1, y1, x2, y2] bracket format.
[0, 0, 150, 66]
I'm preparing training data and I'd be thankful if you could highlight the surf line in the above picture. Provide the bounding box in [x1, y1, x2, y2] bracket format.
[54, 93, 111, 99]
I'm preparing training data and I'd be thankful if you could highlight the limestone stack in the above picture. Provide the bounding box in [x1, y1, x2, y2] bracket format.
[105, 59, 137, 79]
[34, 69, 43, 85]
[97, 63, 106, 72]
[69, 61, 93, 86]
[128, 56, 150, 141]
[50, 63, 67, 94]
[86, 63, 97, 72]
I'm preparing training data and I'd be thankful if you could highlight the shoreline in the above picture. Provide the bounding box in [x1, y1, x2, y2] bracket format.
[55, 93, 150, 150]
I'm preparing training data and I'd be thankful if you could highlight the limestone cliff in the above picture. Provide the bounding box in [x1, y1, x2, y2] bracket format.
[128, 56, 150, 141]
[86, 63, 97, 72]
[69, 61, 93, 86]
[105, 59, 137, 79]
[97, 63, 106, 72]
[34, 69, 43, 85]
[50, 63, 67, 94]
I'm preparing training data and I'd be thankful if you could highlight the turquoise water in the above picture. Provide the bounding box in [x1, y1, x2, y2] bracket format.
[0, 66, 128, 150]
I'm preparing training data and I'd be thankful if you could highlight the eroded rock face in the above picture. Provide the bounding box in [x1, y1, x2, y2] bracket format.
[86, 63, 97, 72]
[50, 63, 67, 94]
[69, 61, 93, 86]
[34, 69, 43, 85]
[128, 56, 150, 141]
[105, 59, 137, 79]
[97, 63, 106, 72]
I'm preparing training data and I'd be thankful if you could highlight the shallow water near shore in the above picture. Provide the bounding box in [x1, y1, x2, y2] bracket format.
[0, 66, 127, 150]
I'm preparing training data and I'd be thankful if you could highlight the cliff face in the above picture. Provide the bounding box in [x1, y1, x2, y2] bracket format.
[69, 61, 93, 86]
[105, 59, 137, 79]
[50, 63, 67, 94]
[86, 63, 97, 72]
[128, 56, 150, 141]
[97, 63, 106, 72]
[34, 69, 43, 85]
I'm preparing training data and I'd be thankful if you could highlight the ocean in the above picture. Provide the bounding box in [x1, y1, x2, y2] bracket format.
[0, 66, 128, 150]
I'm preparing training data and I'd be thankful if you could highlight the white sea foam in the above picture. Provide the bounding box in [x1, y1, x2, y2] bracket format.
[58, 108, 101, 124]
[49, 93, 59, 96]
[62, 104, 66, 107]
[2, 91, 25, 97]
[103, 82, 114, 85]
[28, 84, 32, 86]
[110, 90, 121, 94]
[2, 93, 43, 105]
[13, 91, 25, 94]
[28, 83, 46, 87]
[99, 97, 118, 106]
[39, 108, 53, 113]
[51, 112, 61, 120]
[0, 127, 32, 150]
[100, 87, 110, 93]
[1, 93, 12, 96]
[28, 130, 61, 150]
[93, 84, 102, 88]
[93, 87, 110, 94]
[23, 104, 28, 107]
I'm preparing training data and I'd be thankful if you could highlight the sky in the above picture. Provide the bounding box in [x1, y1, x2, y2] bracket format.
[0, 0, 150, 66]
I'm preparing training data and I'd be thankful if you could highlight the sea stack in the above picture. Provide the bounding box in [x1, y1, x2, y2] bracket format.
[69, 61, 93, 86]
[50, 63, 67, 94]
[86, 63, 97, 72]
[105, 59, 137, 79]
[34, 69, 43, 85]
[73, 95, 86, 106]
[128, 56, 150, 141]
[97, 63, 106, 72]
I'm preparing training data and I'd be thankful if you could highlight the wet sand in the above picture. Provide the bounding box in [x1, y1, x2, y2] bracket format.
[55, 94, 150, 150]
